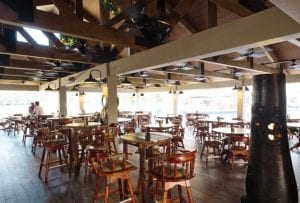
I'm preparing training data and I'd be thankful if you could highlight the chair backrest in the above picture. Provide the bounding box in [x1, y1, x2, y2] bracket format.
[229, 136, 249, 151]
[92, 152, 135, 175]
[91, 128, 105, 146]
[124, 120, 136, 133]
[77, 129, 93, 146]
[42, 130, 67, 146]
[152, 150, 196, 181]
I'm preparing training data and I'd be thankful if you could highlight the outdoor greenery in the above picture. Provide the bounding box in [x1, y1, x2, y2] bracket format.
[102, 0, 119, 14]
[60, 35, 77, 48]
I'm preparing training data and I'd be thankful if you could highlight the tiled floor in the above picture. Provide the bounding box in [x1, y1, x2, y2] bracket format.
[0, 128, 299, 203]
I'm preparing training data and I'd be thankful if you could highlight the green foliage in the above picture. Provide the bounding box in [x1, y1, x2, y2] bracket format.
[60, 35, 77, 48]
[102, 0, 119, 14]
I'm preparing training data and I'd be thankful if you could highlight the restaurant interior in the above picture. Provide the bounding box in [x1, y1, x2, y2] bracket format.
[0, 0, 299, 202]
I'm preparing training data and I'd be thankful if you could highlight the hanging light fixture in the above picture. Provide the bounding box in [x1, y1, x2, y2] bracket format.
[244, 86, 249, 91]
[179, 90, 183, 94]
[232, 83, 242, 90]
[44, 82, 58, 91]
[132, 93, 136, 96]
[71, 85, 79, 91]
[84, 69, 106, 84]
[140, 93, 144, 96]
[121, 77, 132, 86]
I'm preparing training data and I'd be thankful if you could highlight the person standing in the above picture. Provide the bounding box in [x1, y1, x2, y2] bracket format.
[34, 101, 44, 115]
[28, 102, 35, 115]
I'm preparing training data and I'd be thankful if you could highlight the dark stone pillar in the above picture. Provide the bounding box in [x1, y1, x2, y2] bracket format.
[245, 73, 298, 202]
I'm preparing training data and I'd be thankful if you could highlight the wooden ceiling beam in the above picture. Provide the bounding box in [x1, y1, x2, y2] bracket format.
[210, 0, 279, 67]
[43, 31, 65, 48]
[109, 8, 300, 75]
[34, 0, 52, 7]
[269, 0, 300, 24]
[0, 2, 145, 50]
[209, 0, 252, 17]
[2, 59, 75, 73]
[204, 56, 278, 73]
[154, 67, 234, 79]
[0, 42, 96, 64]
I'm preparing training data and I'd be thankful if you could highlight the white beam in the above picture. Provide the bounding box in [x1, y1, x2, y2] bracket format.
[109, 8, 300, 75]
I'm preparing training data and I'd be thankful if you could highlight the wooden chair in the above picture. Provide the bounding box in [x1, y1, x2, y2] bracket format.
[32, 127, 48, 155]
[193, 121, 209, 143]
[228, 136, 249, 168]
[38, 130, 70, 184]
[200, 132, 222, 165]
[149, 150, 197, 203]
[84, 128, 107, 183]
[123, 119, 136, 134]
[22, 119, 36, 144]
[170, 127, 185, 152]
[91, 152, 137, 203]
[102, 126, 118, 153]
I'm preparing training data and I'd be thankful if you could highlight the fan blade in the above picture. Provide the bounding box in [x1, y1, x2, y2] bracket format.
[250, 52, 266, 58]
[233, 56, 246, 61]
[290, 63, 300, 69]
[181, 66, 194, 71]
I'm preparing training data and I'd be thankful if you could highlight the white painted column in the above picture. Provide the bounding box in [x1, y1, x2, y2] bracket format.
[79, 93, 85, 114]
[172, 92, 177, 115]
[103, 74, 119, 152]
[58, 86, 67, 116]
[103, 75, 118, 125]
[237, 89, 245, 119]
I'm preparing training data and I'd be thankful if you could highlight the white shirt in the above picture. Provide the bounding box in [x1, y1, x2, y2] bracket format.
[34, 105, 44, 115]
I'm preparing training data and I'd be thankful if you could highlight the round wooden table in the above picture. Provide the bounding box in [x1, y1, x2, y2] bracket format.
[120, 132, 172, 202]
[143, 123, 175, 132]
[47, 117, 73, 130]
[212, 127, 250, 136]
[65, 122, 102, 175]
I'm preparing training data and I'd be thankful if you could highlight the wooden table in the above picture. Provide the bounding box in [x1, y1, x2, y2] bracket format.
[118, 117, 132, 123]
[8, 116, 23, 136]
[120, 132, 172, 202]
[143, 123, 174, 132]
[65, 122, 102, 175]
[212, 127, 250, 136]
[212, 127, 250, 163]
[47, 117, 73, 130]
[155, 114, 178, 124]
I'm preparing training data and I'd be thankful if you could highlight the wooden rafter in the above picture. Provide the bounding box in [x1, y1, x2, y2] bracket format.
[203, 56, 278, 74]
[0, 2, 145, 50]
[1, 59, 76, 73]
[0, 42, 97, 64]
[155, 67, 234, 79]
[269, 0, 300, 24]
[109, 8, 300, 75]
[209, 0, 252, 17]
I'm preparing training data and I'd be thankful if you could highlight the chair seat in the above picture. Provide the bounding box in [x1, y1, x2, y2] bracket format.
[98, 160, 136, 174]
[43, 139, 67, 147]
[204, 140, 221, 146]
[151, 164, 187, 180]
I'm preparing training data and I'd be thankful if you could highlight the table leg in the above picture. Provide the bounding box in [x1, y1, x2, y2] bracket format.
[139, 144, 147, 203]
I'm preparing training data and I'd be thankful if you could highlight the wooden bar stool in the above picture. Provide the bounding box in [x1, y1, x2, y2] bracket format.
[38, 131, 70, 184]
[149, 150, 197, 203]
[91, 152, 137, 203]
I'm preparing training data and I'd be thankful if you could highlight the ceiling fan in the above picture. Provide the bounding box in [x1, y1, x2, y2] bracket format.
[261, 59, 300, 69]
[119, 1, 170, 47]
[166, 63, 195, 71]
[193, 62, 208, 82]
[233, 48, 273, 61]
[39, 60, 74, 71]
